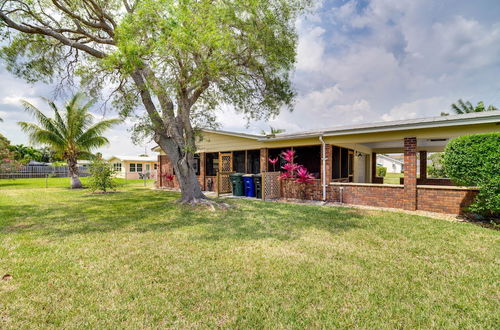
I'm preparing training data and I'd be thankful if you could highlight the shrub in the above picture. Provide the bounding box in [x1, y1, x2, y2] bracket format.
[443, 133, 500, 217]
[88, 158, 117, 192]
[376, 166, 387, 177]
[427, 153, 447, 178]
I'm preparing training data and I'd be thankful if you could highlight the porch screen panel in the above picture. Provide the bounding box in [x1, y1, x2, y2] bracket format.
[332, 146, 341, 179]
[341, 148, 349, 178]
[205, 153, 218, 176]
[294, 146, 321, 179]
[247, 150, 260, 174]
[233, 151, 246, 173]
[194, 154, 200, 175]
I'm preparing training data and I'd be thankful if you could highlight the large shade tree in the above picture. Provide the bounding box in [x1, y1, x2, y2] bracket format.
[18, 94, 121, 188]
[0, 0, 309, 204]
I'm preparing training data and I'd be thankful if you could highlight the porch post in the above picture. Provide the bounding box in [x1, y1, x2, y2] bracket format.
[404, 137, 417, 211]
[260, 148, 268, 172]
[371, 152, 377, 183]
[199, 152, 206, 191]
[419, 150, 427, 181]
[322, 144, 333, 184]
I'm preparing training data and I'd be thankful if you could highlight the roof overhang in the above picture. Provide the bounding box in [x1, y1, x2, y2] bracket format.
[259, 111, 500, 141]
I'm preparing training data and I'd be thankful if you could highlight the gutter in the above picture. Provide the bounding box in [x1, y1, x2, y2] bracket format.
[319, 135, 327, 201]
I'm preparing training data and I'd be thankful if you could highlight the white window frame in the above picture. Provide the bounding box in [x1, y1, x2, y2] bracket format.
[113, 163, 122, 172]
[130, 163, 136, 172]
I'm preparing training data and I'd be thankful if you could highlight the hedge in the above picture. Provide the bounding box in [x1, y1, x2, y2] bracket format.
[443, 132, 500, 217]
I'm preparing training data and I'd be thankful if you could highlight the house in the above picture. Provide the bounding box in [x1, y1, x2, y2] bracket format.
[155, 111, 500, 215]
[377, 154, 403, 173]
[108, 155, 159, 179]
[77, 160, 92, 169]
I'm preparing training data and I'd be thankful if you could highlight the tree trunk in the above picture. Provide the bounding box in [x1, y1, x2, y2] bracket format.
[67, 158, 82, 189]
[156, 135, 206, 204]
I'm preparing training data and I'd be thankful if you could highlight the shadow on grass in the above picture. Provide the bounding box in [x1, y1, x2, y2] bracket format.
[1, 188, 365, 241]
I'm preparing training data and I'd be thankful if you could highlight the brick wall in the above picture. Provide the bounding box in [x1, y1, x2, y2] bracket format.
[280, 178, 478, 215]
[157, 155, 180, 189]
[400, 177, 455, 186]
[281, 179, 326, 201]
[417, 186, 478, 215]
[331, 184, 405, 209]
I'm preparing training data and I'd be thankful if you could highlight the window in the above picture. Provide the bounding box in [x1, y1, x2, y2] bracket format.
[130, 163, 143, 172]
[154, 163, 158, 170]
[113, 163, 122, 171]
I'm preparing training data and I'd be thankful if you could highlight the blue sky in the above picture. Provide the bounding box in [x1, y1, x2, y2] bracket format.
[1, 0, 499, 157]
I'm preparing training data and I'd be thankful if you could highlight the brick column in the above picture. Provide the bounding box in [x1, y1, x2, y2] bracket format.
[322, 144, 333, 184]
[199, 152, 206, 190]
[371, 152, 377, 183]
[157, 155, 163, 187]
[404, 137, 417, 210]
[419, 150, 427, 180]
[260, 148, 268, 172]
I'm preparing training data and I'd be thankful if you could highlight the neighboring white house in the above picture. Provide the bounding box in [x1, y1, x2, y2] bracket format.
[108, 155, 159, 179]
[77, 160, 92, 169]
[376, 154, 403, 173]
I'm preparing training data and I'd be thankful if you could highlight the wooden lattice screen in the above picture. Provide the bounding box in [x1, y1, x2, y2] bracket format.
[217, 171, 233, 194]
[219, 152, 233, 172]
[262, 171, 281, 200]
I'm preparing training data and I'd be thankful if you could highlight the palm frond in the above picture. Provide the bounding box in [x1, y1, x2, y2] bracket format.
[18, 122, 67, 150]
[76, 118, 122, 147]
[78, 136, 110, 150]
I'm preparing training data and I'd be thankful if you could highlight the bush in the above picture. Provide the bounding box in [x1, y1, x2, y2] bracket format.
[443, 133, 500, 217]
[376, 166, 387, 177]
[427, 153, 447, 178]
[88, 158, 117, 192]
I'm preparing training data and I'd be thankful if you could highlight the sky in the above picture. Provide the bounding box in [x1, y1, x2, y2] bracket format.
[0, 0, 499, 158]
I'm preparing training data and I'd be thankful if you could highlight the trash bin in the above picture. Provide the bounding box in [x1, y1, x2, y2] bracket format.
[229, 173, 244, 196]
[243, 174, 256, 197]
[253, 174, 262, 199]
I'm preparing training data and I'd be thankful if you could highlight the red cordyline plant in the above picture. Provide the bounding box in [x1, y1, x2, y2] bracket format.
[161, 173, 174, 182]
[278, 149, 315, 184]
[268, 157, 279, 171]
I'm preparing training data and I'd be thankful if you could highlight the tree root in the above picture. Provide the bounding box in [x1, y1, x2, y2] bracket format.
[177, 197, 231, 211]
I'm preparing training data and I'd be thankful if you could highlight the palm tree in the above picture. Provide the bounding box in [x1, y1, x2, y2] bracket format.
[450, 99, 498, 114]
[260, 126, 286, 138]
[18, 94, 121, 188]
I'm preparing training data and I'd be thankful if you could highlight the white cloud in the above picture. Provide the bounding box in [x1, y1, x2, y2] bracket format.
[381, 97, 449, 121]
[296, 26, 326, 72]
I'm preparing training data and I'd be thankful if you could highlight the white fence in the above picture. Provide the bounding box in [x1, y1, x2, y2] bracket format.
[0, 165, 90, 179]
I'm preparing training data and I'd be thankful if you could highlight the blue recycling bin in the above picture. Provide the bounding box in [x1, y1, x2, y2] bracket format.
[243, 175, 256, 197]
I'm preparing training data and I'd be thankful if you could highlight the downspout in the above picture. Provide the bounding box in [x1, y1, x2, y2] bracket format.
[319, 135, 327, 201]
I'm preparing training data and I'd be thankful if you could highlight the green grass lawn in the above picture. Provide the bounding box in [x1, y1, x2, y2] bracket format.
[384, 172, 404, 184]
[0, 179, 498, 328]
